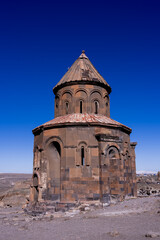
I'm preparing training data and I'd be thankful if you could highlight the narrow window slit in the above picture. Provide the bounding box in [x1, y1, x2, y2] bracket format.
[95, 101, 98, 114]
[66, 102, 69, 114]
[80, 101, 83, 113]
[81, 147, 85, 165]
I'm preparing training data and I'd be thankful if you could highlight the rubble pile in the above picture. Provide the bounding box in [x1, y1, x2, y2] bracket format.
[24, 200, 107, 217]
[137, 173, 160, 196]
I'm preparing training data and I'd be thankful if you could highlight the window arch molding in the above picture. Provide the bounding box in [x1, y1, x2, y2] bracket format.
[77, 141, 88, 166]
[64, 100, 69, 114]
[103, 94, 110, 116]
[103, 145, 121, 167]
[76, 98, 86, 113]
[89, 90, 102, 104]
[78, 141, 87, 147]
[55, 94, 60, 108]
[90, 89, 102, 98]
[31, 171, 41, 202]
[91, 98, 100, 114]
[61, 91, 72, 115]
[44, 136, 64, 152]
[75, 88, 89, 98]
[94, 101, 98, 114]
[108, 146, 120, 159]
[61, 89, 73, 98]
[75, 88, 87, 114]
[103, 143, 121, 157]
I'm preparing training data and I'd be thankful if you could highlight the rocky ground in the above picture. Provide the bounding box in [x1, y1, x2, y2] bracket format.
[0, 173, 160, 240]
[0, 173, 31, 207]
[137, 174, 160, 196]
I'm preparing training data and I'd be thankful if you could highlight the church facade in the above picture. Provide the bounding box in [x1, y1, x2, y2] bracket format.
[30, 51, 137, 203]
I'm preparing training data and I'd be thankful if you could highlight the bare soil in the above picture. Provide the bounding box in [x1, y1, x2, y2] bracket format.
[0, 196, 160, 240]
[0, 174, 160, 240]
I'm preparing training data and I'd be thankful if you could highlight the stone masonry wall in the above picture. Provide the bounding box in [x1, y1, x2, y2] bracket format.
[31, 124, 136, 203]
[54, 84, 110, 118]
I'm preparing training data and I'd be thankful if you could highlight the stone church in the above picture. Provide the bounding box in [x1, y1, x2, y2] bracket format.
[30, 51, 137, 203]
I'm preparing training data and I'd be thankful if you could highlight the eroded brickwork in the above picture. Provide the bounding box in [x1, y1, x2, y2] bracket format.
[30, 51, 137, 203]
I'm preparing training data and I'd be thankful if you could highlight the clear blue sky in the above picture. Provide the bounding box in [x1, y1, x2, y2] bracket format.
[0, 0, 160, 173]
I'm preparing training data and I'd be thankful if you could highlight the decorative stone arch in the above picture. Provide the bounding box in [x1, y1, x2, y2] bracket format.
[90, 90, 102, 114]
[44, 137, 63, 173]
[75, 89, 88, 113]
[55, 93, 60, 107]
[103, 143, 121, 157]
[75, 88, 89, 98]
[103, 94, 110, 116]
[44, 136, 64, 151]
[91, 98, 100, 114]
[103, 94, 109, 105]
[104, 144, 124, 196]
[90, 89, 102, 98]
[108, 146, 120, 159]
[61, 91, 72, 114]
[64, 100, 69, 114]
[76, 141, 89, 166]
[102, 143, 122, 169]
[61, 89, 73, 97]
[76, 97, 86, 113]
[54, 93, 61, 117]
[78, 141, 88, 147]
[44, 137, 63, 201]
[30, 171, 41, 202]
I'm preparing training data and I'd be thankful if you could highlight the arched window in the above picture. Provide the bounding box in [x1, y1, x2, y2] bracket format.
[33, 174, 38, 187]
[106, 102, 108, 115]
[66, 102, 69, 114]
[109, 149, 116, 158]
[80, 100, 83, 113]
[94, 101, 98, 114]
[55, 96, 59, 108]
[108, 147, 119, 159]
[33, 173, 39, 202]
[81, 146, 85, 165]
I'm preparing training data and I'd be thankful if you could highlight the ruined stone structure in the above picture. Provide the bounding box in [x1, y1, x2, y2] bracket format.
[30, 51, 137, 203]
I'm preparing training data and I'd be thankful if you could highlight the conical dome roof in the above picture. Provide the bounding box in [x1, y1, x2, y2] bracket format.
[53, 51, 111, 93]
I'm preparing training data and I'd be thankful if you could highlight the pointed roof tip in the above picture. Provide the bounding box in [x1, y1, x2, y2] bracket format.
[79, 50, 88, 59]
[53, 51, 112, 94]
